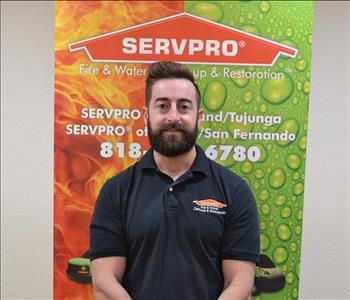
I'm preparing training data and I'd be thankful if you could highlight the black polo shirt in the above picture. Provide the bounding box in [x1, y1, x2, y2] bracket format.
[90, 145, 259, 300]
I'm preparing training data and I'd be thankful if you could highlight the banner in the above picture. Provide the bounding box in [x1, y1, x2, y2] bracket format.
[54, 1, 313, 299]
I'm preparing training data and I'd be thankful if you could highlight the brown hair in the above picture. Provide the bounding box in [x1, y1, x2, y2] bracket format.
[145, 61, 201, 108]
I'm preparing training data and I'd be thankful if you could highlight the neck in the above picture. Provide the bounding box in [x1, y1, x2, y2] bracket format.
[153, 146, 197, 181]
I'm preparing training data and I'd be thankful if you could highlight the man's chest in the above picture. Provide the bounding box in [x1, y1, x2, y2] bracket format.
[123, 176, 229, 250]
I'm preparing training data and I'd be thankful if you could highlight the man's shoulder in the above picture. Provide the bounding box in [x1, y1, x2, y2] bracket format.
[206, 155, 246, 186]
[103, 160, 140, 190]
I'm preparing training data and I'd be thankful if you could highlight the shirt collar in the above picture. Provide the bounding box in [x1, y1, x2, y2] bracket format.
[139, 144, 209, 176]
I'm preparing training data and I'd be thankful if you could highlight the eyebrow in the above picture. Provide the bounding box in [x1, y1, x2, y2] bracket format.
[154, 97, 193, 105]
[154, 97, 170, 102]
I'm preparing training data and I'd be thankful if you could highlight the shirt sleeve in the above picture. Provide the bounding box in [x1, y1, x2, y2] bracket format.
[221, 179, 260, 264]
[90, 179, 128, 260]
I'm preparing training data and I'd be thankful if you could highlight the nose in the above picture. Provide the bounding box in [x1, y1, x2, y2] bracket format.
[166, 103, 180, 123]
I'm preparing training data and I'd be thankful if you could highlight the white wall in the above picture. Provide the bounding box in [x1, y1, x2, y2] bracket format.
[1, 1, 349, 299]
[299, 1, 349, 299]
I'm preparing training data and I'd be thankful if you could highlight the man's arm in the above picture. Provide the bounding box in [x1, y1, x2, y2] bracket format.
[217, 260, 256, 300]
[91, 256, 132, 300]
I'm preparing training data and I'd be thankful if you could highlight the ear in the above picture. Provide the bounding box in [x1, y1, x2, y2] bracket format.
[142, 106, 148, 126]
[197, 108, 203, 127]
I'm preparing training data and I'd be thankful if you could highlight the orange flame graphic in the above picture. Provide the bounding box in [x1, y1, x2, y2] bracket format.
[54, 1, 183, 299]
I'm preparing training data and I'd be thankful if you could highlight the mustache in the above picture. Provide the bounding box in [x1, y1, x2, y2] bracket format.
[158, 123, 186, 133]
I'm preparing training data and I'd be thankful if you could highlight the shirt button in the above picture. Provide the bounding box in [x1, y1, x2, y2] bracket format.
[169, 187, 174, 192]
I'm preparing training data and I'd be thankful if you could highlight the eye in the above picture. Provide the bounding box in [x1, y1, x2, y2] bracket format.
[178, 103, 190, 112]
[157, 103, 168, 110]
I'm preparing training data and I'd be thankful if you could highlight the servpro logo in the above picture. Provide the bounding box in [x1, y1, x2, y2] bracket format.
[122, 38, 239, 57]
[69, 13, 297, 66]
[193, 199, 227, 215]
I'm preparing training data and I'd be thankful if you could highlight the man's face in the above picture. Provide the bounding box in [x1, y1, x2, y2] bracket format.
[144, 78, 202, 157]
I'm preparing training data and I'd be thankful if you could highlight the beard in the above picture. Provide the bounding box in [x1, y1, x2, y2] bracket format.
[147, 119, 198, 157]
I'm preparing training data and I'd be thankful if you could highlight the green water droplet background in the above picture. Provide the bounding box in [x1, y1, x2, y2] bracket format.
[189, 2, 224, 22]
[185, 1, 313, 298]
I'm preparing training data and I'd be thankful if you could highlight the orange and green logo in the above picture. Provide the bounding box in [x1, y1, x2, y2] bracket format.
[69, 13, 297, 66]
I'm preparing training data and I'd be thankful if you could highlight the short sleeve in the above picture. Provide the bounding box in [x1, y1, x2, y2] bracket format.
[90, 179, 128, 260]
[221, 180, 260, 264]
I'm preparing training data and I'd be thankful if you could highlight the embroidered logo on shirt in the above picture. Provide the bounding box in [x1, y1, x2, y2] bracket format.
[193, 199, 227, 215]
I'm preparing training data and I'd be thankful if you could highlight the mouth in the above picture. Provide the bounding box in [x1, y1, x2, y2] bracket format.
[161, 128, 184, 134]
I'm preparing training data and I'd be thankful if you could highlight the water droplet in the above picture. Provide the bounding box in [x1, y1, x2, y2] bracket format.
[281, 206, 292, 218]
[259, 1, 271, 13]
[275, 119, 299, 147]
[273, 246, 289, 264]
[286, 153, 301, 169]
[261, 73, 293, 104]
[232, 76, 249, 88]
[286, 272, 295, 284]
[296, 210, 303, 221]
[293, 182, 304, 195]
[289, 242, 298, 252]
[296, 81, 303, 90]
[293, 172, 300, 180]
[295, 59, 307, 71]
[260, 203, 271, 215]
[253, 182, 260, 190]
[254, 169, 264, 179]
[285, 27, 294, 37]
[269, 168, 286, 189]
[274, 194, 287, 206]
[260, 233, 270, 251]
[259, 103, 268, 113]
[260, 222, 267, 230]
[298, 136, 307, 150]
[242, 91, 254, 103]
[203, 81, 226, 111]
[258, 189, 270, 201]
[240, 161, 253, 174]
[277, 224, 292, 241]
[303, 81, 310, 94]
[307, 34, 312, 45]
[189, 2, 224, 22]
[295, 225, 302, 235]
[292, 287, 299, 298]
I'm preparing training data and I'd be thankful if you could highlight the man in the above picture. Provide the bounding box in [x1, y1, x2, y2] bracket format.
[90, 61, 260, 300]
